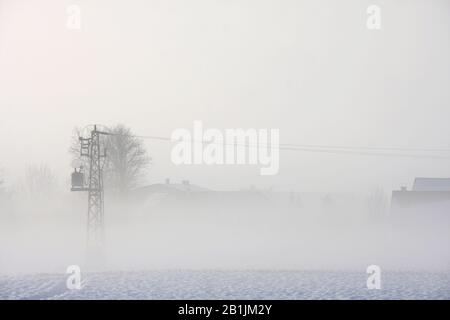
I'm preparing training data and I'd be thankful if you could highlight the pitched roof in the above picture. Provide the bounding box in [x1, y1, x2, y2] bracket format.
[136, 183, 210, 194]
[412, 178, 450, 192]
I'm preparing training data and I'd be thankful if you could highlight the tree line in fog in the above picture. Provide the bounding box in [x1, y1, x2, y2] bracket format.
[0, 123, 150, 200]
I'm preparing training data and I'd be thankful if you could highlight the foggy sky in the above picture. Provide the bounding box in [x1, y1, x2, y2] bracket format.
[1, 0, 449, 192]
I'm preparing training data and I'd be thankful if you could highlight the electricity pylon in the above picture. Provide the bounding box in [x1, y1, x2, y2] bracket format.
[72, 125, 109, 268]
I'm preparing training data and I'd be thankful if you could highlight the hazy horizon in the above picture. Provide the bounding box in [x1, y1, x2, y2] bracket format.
[1, 2, 449, 302]
[1, 0, 450, 193]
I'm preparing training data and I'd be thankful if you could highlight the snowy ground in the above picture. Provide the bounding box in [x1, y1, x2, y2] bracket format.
[1, 270, 449, 300]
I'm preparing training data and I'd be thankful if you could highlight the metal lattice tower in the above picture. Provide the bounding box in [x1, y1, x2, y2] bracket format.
[87, 127, 105, 252]
[71, 125, 108, 268]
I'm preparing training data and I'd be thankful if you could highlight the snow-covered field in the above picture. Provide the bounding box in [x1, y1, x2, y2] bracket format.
[1, 270, 449, 300]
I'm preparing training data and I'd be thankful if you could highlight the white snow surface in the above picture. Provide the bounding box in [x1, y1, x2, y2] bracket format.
[1, 270, 449, 300]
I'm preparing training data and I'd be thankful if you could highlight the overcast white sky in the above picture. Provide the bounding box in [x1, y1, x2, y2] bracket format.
[0, 0, 449, 192]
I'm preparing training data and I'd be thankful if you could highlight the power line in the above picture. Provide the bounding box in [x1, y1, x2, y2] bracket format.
[274, 145, 450, 159]
[278, 143, 450, 153]
[126, 134, 450, 160]
[101, 130, 450, 159]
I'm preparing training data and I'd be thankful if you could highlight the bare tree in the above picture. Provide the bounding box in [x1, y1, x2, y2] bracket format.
[0, 167, 5, 195]
[104, 124, 151, 193]
[20, 164, 57, 199]
[69, 127, 90, 170]
[70, 124, 151, 194]
[367, 187, 388, 220]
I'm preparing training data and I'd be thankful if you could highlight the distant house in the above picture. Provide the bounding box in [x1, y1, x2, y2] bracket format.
[132, 179, 367, 219]
[411, 177, 450, 192]
[390, 177, 450, 222]
[133, 179, 209, 211]
[132, 179, 269, 216]
[136, 179, 209, 195]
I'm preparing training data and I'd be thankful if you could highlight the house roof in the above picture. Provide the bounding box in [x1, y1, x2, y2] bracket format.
[136, 183, 210, 194]
[412, 178, 450, 192]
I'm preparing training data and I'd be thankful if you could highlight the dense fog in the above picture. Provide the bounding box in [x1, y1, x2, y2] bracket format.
[0, 0, 449, 276]
[0, 187, 449, 274]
